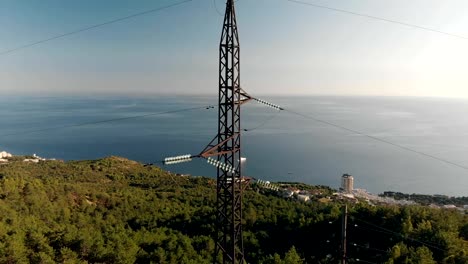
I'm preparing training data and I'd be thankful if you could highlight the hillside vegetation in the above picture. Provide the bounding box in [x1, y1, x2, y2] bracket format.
[0, 157, 467, 263]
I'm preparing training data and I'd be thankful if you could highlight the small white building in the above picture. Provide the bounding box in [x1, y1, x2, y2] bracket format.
[297, 194, 310, 202]
[0, 151, 12, 159]
[23, 159, 40, 163]
[281, 190, 294, 198]
[443, 204, 457, 209]
[23, 153, 48, 163]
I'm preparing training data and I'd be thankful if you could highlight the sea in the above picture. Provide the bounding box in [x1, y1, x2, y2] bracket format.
[1, 95, 467, 196]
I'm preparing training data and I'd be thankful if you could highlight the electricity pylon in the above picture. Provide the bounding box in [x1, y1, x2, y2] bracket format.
[201, 0, 251, 262]
[162, 1, 282, 262]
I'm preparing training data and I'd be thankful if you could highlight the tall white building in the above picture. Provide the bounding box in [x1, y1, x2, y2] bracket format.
[341, 174, 354, 193]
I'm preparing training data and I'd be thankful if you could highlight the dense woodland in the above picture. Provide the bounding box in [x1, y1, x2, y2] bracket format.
[0, 157, 467, 263]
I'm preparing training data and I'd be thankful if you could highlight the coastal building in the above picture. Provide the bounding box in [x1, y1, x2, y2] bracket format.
[341, 174, 354, 193]
[0, 151, 12, 159]
[281, 189, 294, 198]
[23, 159, 40, 163]
[443, 204, 457, 209]
[297, 194, 310, 202]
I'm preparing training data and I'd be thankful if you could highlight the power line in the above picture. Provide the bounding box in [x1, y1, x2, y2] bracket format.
[285, 0, 468, 40]
[243, 110, 281, 132]
[354, 258, 379, 264]
[350, 242, 389, 254]
[355, 224, 445, 253]
[213, 0, 241, 17]
[243, 94, 468, 172]
[283, 108, 468, 171]
[213, 0, 224, 16]
[353, 217, 447, 252]
[0, 0, 194, 57]
[354, 223, 398, 237]
[0, 105, 213, 138]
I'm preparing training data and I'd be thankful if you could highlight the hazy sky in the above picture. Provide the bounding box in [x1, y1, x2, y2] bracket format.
[1, 0, 468, 98]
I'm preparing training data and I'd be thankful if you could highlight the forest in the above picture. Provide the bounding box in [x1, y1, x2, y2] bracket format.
[0, 156, 467, 263]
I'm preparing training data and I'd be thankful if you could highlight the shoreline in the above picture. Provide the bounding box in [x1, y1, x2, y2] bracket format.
[1, 152, 467, 210]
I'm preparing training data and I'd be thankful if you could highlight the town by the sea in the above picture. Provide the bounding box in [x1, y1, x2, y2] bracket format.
[1, 95, 467, 196]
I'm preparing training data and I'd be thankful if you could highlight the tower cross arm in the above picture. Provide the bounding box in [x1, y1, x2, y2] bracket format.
[199, 134, 241, 158]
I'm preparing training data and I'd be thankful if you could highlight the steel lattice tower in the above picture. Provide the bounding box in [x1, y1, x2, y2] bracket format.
[201, 0, 248, 262]
[164, 0, 259, 261]
[163, 0, 281, 260]
[215, 0, 243, 262]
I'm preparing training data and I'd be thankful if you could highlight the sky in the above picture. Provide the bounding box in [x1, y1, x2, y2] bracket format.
[1, 0, 468, 98]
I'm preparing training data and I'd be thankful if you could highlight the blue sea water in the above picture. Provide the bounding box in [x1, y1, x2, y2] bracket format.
[1, 95, 467, 196]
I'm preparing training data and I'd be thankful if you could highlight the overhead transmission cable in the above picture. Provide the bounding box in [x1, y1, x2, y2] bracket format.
[354, 223, 445, 253]
[353, 259, 379, 264]
[0, 105, 213, 138]
[212, 0, 241, 17]
[243, 110, 281, 132]
[242, 94, 468, 172]
[350, 242, 389, 254]
[285, 0, 468, 41]
[213, 0, 224, 16]
[0, 0, 194, 57]
[282, 108, 468, 171]
[353, 217, 447, 252]
[242, 97, 283, 131]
